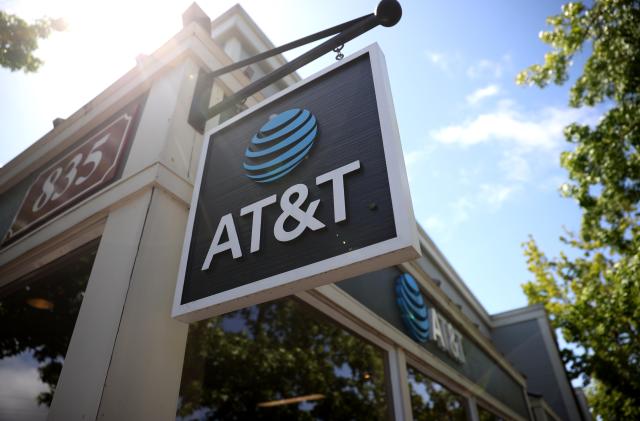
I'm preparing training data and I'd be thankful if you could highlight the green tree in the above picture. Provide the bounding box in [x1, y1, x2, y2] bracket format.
[0, 10, 65, 72]
[407, 366, 468, 421]
[177, 299, 390, 420]
[517, 0, 640, 419]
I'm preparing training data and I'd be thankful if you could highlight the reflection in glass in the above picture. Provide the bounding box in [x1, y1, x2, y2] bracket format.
[0, 245, 96, 420]
[177, 299, 390, 420]
[407, 365, 468, 421]
[478, 405, 506, 421]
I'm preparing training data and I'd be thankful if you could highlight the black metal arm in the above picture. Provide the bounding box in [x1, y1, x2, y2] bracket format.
[188, 0, 401, 132]
[209, 14, 370, 80]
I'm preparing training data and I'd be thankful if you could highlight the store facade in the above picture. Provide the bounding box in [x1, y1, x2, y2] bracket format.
[0, 4, 589, 421]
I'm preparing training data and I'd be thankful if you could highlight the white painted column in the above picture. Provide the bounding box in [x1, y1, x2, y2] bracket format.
[223, 37, 243, 62]
[48, 189, 153, 420]
[50, 54, 201, 421]
[96, 188, 189, 419]
[389, 347, 413, 420]
[90, 55, 198, 420]
[468, 395, 480, 421]
[122, 59, 200, 180]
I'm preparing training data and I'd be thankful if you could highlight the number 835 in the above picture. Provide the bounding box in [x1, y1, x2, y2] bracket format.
[32, 133, 110, 213]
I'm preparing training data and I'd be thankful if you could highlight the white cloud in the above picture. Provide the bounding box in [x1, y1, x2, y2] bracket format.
[499, 152, 531, 182]
[428, 51, 446, 66]
[466, 55, 512, 80]
[480, 183, 518, 209]
[409, 97, 602, 233]
[425, 51, 461, 72]
[426, 100, 602, 210]
[430, 183, 516, 232]
[467, 59, 503, 79]
[496, 98, 516, 111]
[418, 180, 520, 238]
[452, 184, 517, 223]
[404, 142, 438, 184]
[430, 102, 598, 192]
[405, 149, 428, 167]
[0, 354, 49, 419]
[431, 105, 596, 152]
[451, 197, 473, 223]
[424, 216, 445, 233]
[466, 84, 500, 105]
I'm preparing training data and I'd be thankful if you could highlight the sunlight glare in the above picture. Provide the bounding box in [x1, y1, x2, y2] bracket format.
[9, 0, 191, 102]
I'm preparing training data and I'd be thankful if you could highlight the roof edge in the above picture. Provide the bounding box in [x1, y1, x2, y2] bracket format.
[210, 3, 301, 82]
[491, 303, 546, 327]
[417, 224, 493, 326]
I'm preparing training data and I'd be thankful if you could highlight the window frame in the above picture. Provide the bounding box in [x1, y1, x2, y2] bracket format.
[405, 358, 474, 421]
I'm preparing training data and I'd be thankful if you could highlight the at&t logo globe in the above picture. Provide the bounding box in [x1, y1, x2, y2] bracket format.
[243, 108, 318, 183]
[395, 273, 429, 343]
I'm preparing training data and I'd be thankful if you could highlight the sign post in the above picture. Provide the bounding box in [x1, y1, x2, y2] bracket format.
[173, 45, 420, 322]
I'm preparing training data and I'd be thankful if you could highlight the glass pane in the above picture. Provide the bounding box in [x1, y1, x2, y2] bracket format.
[0, 245, 96, 420]
[478, 405, 506, 421]
[177, 298, 390, 420]
[407, 365, 468, 421]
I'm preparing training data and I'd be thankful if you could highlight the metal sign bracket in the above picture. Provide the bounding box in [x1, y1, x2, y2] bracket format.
[188, 0, 402, 133]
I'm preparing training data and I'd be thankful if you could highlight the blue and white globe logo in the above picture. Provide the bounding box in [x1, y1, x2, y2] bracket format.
[243, 108, 318, 183]
[395, 273, 429, 343]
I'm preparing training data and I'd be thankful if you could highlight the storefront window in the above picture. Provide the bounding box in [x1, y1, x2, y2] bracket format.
[177, 298, 391, 420]
[0, 244, 97, 420]
[478, 405, 506, 421]
[407, 365, 468, 421]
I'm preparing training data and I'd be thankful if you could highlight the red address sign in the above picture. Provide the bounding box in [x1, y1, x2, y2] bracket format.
[5, 100, 142, 242]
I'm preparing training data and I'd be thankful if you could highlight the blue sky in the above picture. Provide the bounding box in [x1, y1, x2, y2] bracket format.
[0, 0, 594, 314]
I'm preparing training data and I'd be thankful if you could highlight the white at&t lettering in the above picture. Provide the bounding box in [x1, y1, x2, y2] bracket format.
[429, 308, 466, 364]
[316, 160, 361, 223]
[201, 160, 361, 271]
[273, 183, 325, 242]
[240, 195, 277, 253]
[201, 213, 242, 270]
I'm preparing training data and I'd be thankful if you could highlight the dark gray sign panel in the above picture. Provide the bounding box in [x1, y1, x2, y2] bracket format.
[173, 45, 420, 322]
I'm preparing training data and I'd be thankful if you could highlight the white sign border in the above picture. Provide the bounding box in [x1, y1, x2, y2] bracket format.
[172, 43, 420, 322]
